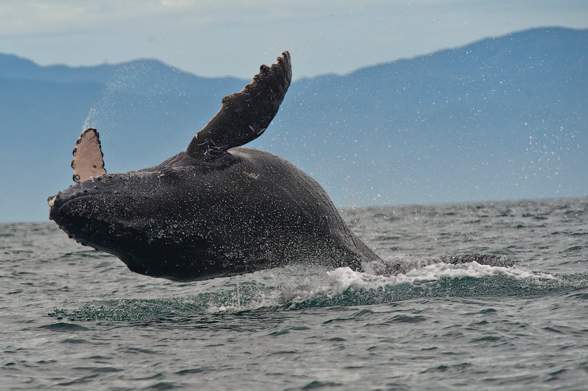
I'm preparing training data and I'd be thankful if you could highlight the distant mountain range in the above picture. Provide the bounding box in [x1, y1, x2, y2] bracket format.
[1, 27, 587, 222]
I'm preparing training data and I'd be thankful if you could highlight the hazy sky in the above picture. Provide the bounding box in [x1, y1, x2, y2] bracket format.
[1, 0, 587, 78]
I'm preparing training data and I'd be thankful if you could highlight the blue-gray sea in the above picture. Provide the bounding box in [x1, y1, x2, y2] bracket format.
[1, 197, 588, 390]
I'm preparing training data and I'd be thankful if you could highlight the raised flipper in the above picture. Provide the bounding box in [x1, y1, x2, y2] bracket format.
[187, 51, 292, 160]
[71, 128, 106, 183]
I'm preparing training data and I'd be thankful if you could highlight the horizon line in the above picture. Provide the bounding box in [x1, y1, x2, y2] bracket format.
[1, 25, 585, 81]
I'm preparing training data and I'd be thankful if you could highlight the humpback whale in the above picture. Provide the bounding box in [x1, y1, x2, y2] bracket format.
[48, 52, 382, 281]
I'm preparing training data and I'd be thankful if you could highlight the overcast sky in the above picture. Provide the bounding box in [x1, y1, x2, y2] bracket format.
[1, 0, 587, 78]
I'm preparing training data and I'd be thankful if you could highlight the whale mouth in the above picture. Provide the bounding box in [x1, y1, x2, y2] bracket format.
[56, 194, 98, 213]
[48, 188, 109, 224]
[47, 193, 93, 210]
[48, 191, 116, 250]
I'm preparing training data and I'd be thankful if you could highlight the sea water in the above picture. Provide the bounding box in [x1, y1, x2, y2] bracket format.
[1, 198, 587, 390]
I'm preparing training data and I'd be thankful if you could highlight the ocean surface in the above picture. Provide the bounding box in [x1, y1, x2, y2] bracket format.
[1, 197, 588, 390]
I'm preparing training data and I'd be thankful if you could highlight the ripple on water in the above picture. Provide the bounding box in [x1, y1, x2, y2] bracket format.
[39, 322, 90, 332]
[420, 362, 473, 374]
[300, 380, 343, 390]
[174, 368, 209, 376]
[387, 314, 427, 323]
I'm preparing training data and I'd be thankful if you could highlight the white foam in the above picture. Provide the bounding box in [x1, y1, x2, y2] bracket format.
[203, 262, 560, 313]
[325, 262, 557, 293]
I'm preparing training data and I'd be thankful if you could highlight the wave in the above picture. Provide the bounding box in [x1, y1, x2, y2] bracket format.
[49, 262, 588, 322]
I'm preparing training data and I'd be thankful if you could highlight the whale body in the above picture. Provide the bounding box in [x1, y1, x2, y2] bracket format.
[49, 52, 382, 281]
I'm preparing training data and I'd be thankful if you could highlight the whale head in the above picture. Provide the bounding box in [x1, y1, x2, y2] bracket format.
[49, 171, 155, 251]
[48, 128, 223, 279]
[47, 140, 241, 280]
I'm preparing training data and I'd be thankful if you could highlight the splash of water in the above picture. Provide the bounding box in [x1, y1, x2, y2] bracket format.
[50, 262, 585, 322]
[81, 60, 186, 131]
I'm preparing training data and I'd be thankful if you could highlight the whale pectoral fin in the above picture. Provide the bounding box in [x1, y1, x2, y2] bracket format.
[71, 128, 107, 183]
[187, 51, 292, 160]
